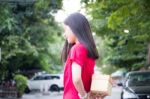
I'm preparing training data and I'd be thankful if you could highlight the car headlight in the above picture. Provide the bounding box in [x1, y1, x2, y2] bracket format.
[123, 90, 138, 99]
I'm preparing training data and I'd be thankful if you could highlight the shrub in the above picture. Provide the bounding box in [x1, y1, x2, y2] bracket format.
[14, 74, 28, 98]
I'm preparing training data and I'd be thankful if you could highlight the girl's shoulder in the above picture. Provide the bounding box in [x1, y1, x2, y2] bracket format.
[71, 43, 87, 52]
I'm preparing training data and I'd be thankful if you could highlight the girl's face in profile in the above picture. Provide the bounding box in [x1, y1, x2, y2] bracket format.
[63, 24, 77, 44]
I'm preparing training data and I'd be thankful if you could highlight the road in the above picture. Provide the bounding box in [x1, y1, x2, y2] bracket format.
[22, 92, 63, 99]
[105, 87, 122, 99]
[22, 87, 122, 99]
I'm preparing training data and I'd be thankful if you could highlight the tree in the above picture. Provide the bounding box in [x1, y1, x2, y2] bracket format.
[82, 0, 150, 71]
[147, 44, 150, 66]
[0, 0, 63, 80]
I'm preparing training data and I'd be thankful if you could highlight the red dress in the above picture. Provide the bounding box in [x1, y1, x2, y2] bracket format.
[63, 43, 95, 99]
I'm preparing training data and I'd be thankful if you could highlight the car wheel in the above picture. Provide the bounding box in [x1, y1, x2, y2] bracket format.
[24, 86, 31, 94]
[49, 85, 60, 92]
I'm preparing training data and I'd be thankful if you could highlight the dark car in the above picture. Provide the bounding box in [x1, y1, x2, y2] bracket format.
[121, 71, 150, 99]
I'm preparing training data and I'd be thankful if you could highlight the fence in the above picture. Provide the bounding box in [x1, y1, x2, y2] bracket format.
[0, 84, 17, 98]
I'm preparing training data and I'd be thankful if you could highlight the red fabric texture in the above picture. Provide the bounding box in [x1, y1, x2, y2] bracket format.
[63, 43, 95, 99]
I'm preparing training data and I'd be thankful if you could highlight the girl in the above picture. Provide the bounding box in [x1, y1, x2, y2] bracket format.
[61, 13, 105, 99]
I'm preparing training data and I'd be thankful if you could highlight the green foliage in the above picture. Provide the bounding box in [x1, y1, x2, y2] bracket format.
[82, 0, 150, 70]
[101, 65, 119, 75]
[14, 74, 28, 95]
[0, 1, 63, 80]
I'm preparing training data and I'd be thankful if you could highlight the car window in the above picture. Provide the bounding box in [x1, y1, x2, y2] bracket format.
[126, 72, 150, 86]
[33, 76, 44, 80]
[51, 76, 60, 79]
[44, 76, 52, 80]
[43, 75, 60, 80]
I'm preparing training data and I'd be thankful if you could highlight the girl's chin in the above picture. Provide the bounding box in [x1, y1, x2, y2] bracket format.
[67, 40, 75, 44]
[68, 41, 75, 45]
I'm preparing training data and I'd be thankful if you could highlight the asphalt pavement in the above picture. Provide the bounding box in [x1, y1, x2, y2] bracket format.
[105, 87, 122, 99]
[20, 87, 122, 99]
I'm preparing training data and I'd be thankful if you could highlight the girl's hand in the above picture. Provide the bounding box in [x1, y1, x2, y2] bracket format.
[87, 91, 108, 99]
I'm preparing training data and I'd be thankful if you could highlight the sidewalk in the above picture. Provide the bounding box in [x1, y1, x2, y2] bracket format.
[0, 87, 122, 99]
[0, 92, 63, 99]
[22, 92, 63, 99]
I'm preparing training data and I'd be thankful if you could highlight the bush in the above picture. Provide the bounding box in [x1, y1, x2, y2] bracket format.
[14, 74, 28, 98]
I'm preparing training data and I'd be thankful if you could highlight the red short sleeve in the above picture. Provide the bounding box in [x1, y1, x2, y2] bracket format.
[70, 44, 87, 67]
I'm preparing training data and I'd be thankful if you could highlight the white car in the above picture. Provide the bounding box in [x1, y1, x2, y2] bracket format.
[25, 73, 63, 93]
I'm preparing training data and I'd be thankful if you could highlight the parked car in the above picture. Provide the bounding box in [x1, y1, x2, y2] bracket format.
[121, 71, 150, 99]
[25, 73, 63, 93]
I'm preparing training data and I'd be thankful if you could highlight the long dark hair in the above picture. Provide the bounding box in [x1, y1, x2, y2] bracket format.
[61, 13, 99, 62]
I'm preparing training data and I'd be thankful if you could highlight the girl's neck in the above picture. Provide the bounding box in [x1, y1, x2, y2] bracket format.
[75, 39, 80, 44]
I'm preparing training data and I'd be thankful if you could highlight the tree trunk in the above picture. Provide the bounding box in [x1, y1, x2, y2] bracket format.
[147, 44, 150, 66]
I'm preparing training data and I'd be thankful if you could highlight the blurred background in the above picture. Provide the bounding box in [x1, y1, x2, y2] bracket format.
[0, 0, 150, 99]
